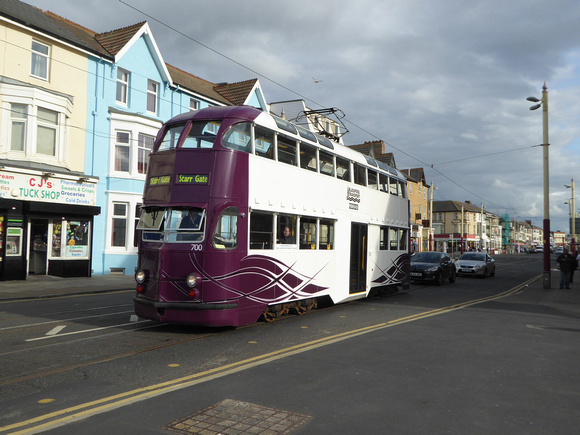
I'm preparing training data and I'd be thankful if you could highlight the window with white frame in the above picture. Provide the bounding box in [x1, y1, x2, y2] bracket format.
[116, 68, 129, 105]
[36, 107, 58, 156]
[147, 80, 158, 114]
[137, 133, 154, 174]
[114, 131, 131, 172]
[190, 98, 199, 111]
[109, 113, 161, 178]
[1, 84, 71, 163]
[31, 40, 50, 80]
[111, 202, 128, 247]
[10, 104, 27, 151]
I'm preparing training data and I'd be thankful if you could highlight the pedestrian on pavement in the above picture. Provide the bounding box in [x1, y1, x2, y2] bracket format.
[556, 248, 575, 289]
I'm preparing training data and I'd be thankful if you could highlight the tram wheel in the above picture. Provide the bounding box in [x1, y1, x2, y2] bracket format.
[294, 298, 317, 315]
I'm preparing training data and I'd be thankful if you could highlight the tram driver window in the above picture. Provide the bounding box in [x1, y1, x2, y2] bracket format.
[222, 122, 251, 153]
[212, 207, 237, 249]
[250, 212, 273, 249]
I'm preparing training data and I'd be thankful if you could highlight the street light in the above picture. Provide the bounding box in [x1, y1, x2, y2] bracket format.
[428, 182, 437, 251]
[527, 82, 550, 289]
[565, 179, 576, 254]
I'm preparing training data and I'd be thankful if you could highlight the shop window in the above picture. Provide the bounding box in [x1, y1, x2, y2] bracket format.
[65, 221, 90, 258]
[31, 40, 50, 80]
[51, 219, 62, 257]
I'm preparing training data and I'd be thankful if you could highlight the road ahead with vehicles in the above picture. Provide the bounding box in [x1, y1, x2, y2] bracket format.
[1, 254, 579, 434]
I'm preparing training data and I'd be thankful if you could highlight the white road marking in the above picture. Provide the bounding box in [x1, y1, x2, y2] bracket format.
[26, 320, 150, 342]
[46, 325, 67, 336]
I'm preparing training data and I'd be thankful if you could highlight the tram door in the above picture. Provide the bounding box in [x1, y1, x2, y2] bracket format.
[349, 223, 367, 294]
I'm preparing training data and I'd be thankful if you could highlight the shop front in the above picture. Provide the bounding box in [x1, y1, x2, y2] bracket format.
[0, 168, 99, 280]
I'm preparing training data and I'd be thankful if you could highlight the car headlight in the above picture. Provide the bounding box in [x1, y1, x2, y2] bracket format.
[426, 266, 439, 272]
[135, 270, 146, 284]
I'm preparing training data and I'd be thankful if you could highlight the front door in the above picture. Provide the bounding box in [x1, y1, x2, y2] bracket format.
[349, 223, 367, 294]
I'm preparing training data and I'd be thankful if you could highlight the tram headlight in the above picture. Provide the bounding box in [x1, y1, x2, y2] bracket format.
[135, 270, 146, 284]
[186, 273, 198, 288]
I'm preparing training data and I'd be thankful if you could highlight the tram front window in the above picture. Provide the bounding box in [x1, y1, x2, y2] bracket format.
[138, 207, 206, 243]
[182, 121, 221, 149]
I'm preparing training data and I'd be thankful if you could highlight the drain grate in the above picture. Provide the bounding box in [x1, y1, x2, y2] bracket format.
[166, 398, 313, 434]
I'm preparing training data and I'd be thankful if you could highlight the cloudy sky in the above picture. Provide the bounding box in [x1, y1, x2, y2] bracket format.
[25, 0, 580, 233]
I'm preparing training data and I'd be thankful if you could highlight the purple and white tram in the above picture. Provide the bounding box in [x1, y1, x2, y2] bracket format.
[134, 105, 410, 327]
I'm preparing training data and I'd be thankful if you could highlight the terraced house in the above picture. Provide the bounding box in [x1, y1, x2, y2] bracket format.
[0, 0, 266, 280]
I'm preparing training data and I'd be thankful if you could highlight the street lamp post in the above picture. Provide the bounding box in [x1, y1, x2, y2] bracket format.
[527, 82, 550, 289]
[565, 179, 576, 255]
[429, 182, 437, 251]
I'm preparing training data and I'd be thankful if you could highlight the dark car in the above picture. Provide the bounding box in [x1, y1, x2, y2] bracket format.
[456, 252, 496, 278]
[410, 251, 456, 285]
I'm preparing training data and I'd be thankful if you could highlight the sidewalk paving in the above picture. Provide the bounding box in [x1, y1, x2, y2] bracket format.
[0, 273, 135, 300]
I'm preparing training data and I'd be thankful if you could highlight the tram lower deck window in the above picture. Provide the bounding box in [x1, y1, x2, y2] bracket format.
[250, 212, 273, 249]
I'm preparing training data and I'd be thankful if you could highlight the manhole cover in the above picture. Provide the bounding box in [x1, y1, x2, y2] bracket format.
[166, 398, 313, 434]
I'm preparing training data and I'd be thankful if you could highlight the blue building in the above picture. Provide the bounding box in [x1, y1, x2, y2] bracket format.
[0, 0, 268, 279]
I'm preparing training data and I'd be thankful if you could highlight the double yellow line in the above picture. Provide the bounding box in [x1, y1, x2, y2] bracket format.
[1, 276, 539, 434]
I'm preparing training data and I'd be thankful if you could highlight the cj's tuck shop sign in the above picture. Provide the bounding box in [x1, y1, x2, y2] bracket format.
[0, 172, 97, 206]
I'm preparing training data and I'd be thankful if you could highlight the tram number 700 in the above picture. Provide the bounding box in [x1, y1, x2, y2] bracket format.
[190, 244, 203, 251]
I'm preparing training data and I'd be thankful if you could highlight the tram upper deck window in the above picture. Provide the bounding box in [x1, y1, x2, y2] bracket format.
[336, 156, 350, 181]
[255, 127, 274, 159]
[277, 136, 297, 166]
[319, 150, 335, 177]
[222, 122, 251, 152]
[354, 164, 367, 187]
[299, 143, 318, 172]
[389, 177, 398, 195]
[167, 208, 205, 242]
[368, 170, 378, 190]
[379, 173, 388, 192]
[182, 121, 221, 149]
[296, 125, 317, 143]
[158, 124, 186, 152]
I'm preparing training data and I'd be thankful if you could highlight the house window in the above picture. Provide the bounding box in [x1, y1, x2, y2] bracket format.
[190, 98, 199, 111]
[114, 131, 130, 172]
[137, 133, 154, 174]
[111, 202, 128, 247]
[31, 40, 49, 80]
[116, 69, 129, 105]
[147, 80, 158, 114]
[36, 108, 58, 156]
[10, 104, 27, 151]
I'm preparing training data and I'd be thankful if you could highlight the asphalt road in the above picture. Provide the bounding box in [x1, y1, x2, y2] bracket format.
[1, 254, 579, 434]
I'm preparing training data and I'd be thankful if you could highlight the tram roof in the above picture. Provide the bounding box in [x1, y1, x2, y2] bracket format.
[164, 105, 405, 181]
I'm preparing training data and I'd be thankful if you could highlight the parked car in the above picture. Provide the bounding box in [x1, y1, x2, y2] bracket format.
[554, 246, 564, 254]
[536, 245, 544, 253]
[410, 252, 456, 285]
[456, 252, 496, 278]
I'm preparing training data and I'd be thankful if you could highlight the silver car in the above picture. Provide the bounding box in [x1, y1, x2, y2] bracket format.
[456, 252, 496, 278]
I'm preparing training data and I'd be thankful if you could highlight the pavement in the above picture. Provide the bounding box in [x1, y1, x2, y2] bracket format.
[0, 273, 136, 300]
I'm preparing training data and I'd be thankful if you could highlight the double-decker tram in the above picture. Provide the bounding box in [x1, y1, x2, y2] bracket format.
[134, 105, 410, 327]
